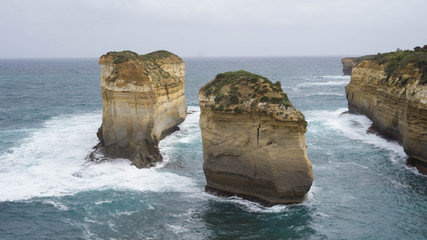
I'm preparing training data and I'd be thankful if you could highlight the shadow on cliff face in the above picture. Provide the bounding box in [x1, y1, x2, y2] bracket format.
[199, 199, 321, 239]
[406, 158, 427, 175]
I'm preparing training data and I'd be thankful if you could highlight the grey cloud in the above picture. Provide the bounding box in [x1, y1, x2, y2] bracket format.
[0, 0, 426, 58]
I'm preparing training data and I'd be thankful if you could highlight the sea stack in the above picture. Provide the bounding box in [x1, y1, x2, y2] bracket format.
[199, 70, 313, 205]
[341, 57, 356, 75]
[97, 50, 187, 168]
[345, 46, 427, 172]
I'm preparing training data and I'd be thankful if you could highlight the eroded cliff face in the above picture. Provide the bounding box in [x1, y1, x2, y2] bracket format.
[199, 71, 313, 205]
[97, 50, 187, 168]
[345, 56, 427, 167]
[341, 58, 356, 75]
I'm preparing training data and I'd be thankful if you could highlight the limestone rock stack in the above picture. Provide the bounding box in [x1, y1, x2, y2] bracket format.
[341, 57, 356, 75]
[345, 47, 427, 169]
[97, 50, 187, 168]
[199, 70, 313, 205]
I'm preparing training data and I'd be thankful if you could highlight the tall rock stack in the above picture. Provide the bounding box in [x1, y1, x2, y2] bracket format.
[199, 70, 313, 205]
[345, 46, 427, 172]
[97, 50, 187, 168]
[341, 57, 356, 75]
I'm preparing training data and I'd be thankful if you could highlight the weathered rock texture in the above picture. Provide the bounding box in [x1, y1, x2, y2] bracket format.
[345, 48, 427, 168]
[97, 50, 187, 168]
[341, 57, 356, 75]
[199, 71, 313, 205]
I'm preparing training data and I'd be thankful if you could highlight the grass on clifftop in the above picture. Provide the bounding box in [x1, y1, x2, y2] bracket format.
[140, 50, 179, 61]
[105, 50, 180, 64]
[102, 50, 181, 87]
[106, 51, 140, 64]
[201, 70, 291, 112]
[355, 45, 427, 85]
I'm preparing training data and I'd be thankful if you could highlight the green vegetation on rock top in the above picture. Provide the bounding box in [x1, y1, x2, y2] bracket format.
[103, 50, 181, 65]
[201, 70, 292, 113]
[355, 45, 427, 85]
[105, 50, 140, 64]
[101, 50, 182, 87]
[140, 50, 180, 61]
[202, 70, 281, 94]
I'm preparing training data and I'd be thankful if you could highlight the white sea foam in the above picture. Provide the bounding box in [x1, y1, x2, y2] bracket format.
[307, 92, 345, 97]
[42, 200, 69, 211]
[306, 108, 406, 156]
[321, 75, 351, 80]
[166, 224, 189, 234]
[307, 109, 427, 178]
[388, 178, 411, 189]
[158, 106, 201, 165]
[204, 184, 319, 213]
[210, 195, 291, 213]
[297, 80, 349, 88]
[304, 108, 424, 177]
[0, 111, 197, 202]
[94, 200, 113, 205]
[213, 195, 289, 213]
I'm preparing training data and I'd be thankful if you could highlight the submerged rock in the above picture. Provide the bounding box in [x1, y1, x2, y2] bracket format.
[345, 47, 427, 170]
[96, 50, 187, 168]
[198, 70, 313, 205]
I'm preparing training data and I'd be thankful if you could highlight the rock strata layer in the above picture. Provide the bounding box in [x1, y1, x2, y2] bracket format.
[97, 50, 187, 168]
[199, 71, 313, 205]
[345, 47, 427, 167]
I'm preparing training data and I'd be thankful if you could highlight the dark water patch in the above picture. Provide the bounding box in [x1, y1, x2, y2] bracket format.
[0, 201, 84, 240]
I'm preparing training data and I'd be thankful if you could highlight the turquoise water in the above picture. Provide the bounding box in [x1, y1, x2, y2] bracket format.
[0, 57, 426, 239]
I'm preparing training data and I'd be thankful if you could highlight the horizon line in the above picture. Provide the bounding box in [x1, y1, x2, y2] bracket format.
[0, 54, 363, 60]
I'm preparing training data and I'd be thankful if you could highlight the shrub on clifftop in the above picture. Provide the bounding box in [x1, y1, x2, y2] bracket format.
[200, 70, 291, 113]
[355, 46, 427, 85]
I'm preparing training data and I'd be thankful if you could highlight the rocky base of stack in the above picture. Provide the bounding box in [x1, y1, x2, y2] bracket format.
[94, 125, 182, 168]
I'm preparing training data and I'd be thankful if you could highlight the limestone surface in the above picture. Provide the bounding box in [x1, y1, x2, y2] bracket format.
[97, 50, 187, 168]
[199, 70, 313, 205]
[345, 48, 427, 168]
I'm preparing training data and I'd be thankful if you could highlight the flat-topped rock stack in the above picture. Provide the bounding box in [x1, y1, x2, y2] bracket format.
[199, 70, 313, 205]
[96, 50, 187, 168]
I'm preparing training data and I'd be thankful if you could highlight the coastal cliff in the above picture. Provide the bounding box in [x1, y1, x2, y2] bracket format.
[97, 50, 187, 168]
[341, 57, 356, 75]
[199, 71, 313, 205]
[345, 46, 427, 170]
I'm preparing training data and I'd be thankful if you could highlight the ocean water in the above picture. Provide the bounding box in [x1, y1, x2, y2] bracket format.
[0, 57, 426, 240]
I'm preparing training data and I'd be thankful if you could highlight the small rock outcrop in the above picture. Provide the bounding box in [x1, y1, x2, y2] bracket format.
[341, 57, 356, 75]
[97, 50, 187, 168]
[199, 70, 313, 205]
[345, 46, 427, 171]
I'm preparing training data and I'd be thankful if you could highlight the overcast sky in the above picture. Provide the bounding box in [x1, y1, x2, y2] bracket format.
[0, 0, 426, 58]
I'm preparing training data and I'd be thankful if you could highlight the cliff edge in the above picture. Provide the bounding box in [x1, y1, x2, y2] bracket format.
[96, 50, 187, 168]
[199, 70, 313, 205]
[345, 46, 427, 170]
